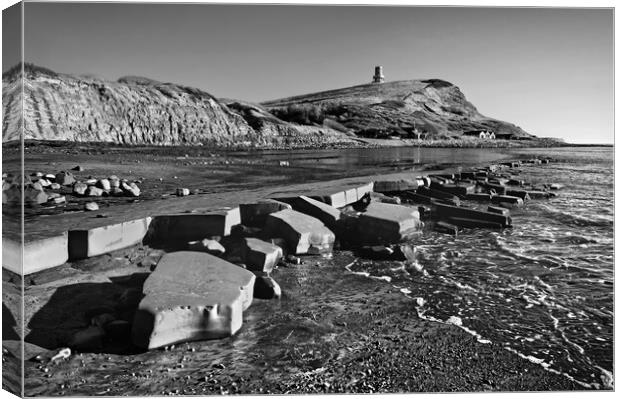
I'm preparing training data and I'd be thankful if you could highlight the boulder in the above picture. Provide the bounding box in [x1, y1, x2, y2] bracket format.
[146, 208, 240, 245]
[50, 183, 61, 190]
[38, 179, 52, 188]
[73, 182, 88, 196]
[109, 177, 121, 188]
[111, 187, 124, 196]
[263, 209, 335, 255]
[241, 238, 283, 273]
[97, 179, 111, 191]
[131, 251, 255, 349]
[254, 275, 282, 299]
[239, 199, 292, 227]
[71, 165, 84, 171]
[84, 202, 99, 211]
[356, 202, 423, 244]
[373, 179, 419, 193]
[44, 173, 56, 181]
[187, 239, 226, 256]
[24, 187, 48, 205]
[121, 181, 140, 197]
[176, 188, 190, 196]
[55, 171, 76, 186]
[85, 178, 98, 185]
[51, 196, 66, 204]
[86, 186, 104, 197]
[68, 217, 152, 259]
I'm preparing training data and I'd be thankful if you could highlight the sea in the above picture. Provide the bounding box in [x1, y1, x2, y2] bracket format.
[336, 146, 613, 389]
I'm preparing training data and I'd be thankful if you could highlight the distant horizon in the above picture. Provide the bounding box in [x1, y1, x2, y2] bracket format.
[2, 3, 613, 144]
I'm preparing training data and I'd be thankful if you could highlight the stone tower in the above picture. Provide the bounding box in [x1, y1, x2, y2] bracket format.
[372, 66, 385, 84]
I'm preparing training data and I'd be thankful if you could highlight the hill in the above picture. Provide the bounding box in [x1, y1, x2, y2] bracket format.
[261, 79, 533, 140]
[2, 63, 534, 146]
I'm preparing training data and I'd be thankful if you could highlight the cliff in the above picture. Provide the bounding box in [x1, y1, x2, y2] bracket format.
[262, 79, 533, 140]
[2, 64, 533, 146]
[2, 64, 355, 147]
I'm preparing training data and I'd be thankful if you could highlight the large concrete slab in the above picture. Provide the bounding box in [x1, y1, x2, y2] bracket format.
[146, 208, 240, 245]
[356, 202, 423, 244]
[283, 195, 341, 230]
[263, 209, 335, 255]
[2, 233, 69, 275]
[132, 251, 255, 349]
[68, 217, 152, 259]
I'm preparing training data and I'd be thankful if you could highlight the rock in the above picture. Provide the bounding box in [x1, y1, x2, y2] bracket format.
[370, 192, 401, 205]
[71, 165, 83, 171]
[434, 203, 512, 228]
[187, 239, 226, 256]
[51, 195, 66, 204]
[44, 173, 56, 181]
[373, 179, 419, 193]
[31, 181, 44, 191]
[24, 186, 48, 205]
[263, 209, 335, 255]
[355, 202, 423, 244]
[69, 326, 105, 350]
[85, 178, 97, 185]
[38, 178, 52, 187]
[50, 183, 61, 190]
[146, 209, 240, 245]
[50, 348, 72, 362]
[131, 251, 255, 349]
[72, 182, 88, 195]
[55, 171, 76, 186]
[253, 276, 282, 299]
[109, 177, 120, 188]
[283, 195, 341, 230]
[121, 181, 140, 197]
[176, 188, 190, 196]
[86, 186, 104, 197]
[241, 238, 283, 273]
[68, 217, 152, 259]
[111, 187, 124, 196]
[239, 199, 292, 227]
[548, 183, 563, 190]
[96, 179, 111, 191]
[2, 234, 69, 275]
[84, 201, 99, 211]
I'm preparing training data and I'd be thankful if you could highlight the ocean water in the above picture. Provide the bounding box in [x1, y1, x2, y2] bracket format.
[346, 147, 613, 389]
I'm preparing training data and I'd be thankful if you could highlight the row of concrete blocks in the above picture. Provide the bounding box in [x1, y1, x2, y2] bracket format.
[2, 182, 375, 276]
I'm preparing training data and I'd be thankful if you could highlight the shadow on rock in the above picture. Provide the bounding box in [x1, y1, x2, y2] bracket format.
[25, 273, 149, 356]
[3, 303, 19, 341]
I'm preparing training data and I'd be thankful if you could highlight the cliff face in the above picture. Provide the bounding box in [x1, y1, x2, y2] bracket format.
[262, 79, 532, 140]
[2, 64, 532, 145]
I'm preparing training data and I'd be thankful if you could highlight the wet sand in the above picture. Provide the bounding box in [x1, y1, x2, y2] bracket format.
[4, 244, 580, 395]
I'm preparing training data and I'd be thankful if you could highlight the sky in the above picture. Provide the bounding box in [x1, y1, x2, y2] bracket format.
[3, 2, 614, 144]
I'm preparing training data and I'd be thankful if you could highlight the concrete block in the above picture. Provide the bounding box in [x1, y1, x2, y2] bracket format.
[465, 193, 492, 202]
[2, 233, 69, 275]
[239, 199, 292, 227]
[344, 188, 358, 205]
[132, 251, 255, 349]
[69, 217, 152, 259]
[147, 208, 240, 244]
[263, 209, 335, 255]
[417, 186, 461, 205]
[487, 206, 510, 216]
[492, 195, 524, 207]
[356, 182, 374, 199]
[434, 184, 475, 197]
[285, 195, 341, 230]
[356, 202, 423, 244]
[374, 179, 419, 193]
[434, 203, 511, 228]
[242, 238, 283, 273]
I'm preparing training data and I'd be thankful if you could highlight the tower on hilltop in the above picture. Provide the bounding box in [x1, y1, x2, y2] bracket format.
[372, 66, 385, 84]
